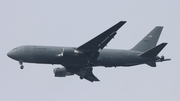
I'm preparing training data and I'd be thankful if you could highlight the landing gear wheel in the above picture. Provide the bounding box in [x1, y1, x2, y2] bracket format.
[19, 60, 24, 69]
[20, 65, 24, 69]
[80, 76, 83, 80]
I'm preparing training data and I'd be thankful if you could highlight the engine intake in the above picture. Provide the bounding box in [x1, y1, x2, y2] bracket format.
[53, 67, 74, 77]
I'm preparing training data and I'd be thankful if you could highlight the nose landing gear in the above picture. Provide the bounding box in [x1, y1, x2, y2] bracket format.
[19, 61, 24, 69]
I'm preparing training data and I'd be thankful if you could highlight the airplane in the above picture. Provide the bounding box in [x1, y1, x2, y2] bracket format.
[7, 21, 171, 82]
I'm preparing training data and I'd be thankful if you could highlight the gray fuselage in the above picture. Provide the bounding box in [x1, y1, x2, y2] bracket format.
[7, 45, 158, 68]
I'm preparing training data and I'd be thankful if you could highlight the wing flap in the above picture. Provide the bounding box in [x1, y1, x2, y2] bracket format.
[99, 31, 117, 49]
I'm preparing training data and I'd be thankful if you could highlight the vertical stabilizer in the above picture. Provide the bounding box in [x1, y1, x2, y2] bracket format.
[131, 26, 163, 52]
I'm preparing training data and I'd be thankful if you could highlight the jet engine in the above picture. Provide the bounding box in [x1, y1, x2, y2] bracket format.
[53, 67, 74, 77]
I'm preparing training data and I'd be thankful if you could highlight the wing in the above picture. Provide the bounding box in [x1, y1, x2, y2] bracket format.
[63, 21, 126, 82]
[64, 66, 100, 82]
[76, 72, 100, 82]
[77, 21, 126, 51]
[84, 74, 100, 82]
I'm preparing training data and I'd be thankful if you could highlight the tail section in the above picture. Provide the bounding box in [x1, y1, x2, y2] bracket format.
[138, 43, 168, 67]
[131, 26, 163, 52]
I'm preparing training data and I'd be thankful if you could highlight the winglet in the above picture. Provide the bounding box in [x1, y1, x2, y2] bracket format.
[139, 43, 167, 57]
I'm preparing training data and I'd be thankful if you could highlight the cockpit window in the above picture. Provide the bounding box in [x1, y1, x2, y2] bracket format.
[12, 48, 17, 51]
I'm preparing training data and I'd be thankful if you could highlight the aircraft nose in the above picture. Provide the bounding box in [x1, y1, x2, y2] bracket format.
[7, 51, 12, 58]
[7, 50, 16, 59]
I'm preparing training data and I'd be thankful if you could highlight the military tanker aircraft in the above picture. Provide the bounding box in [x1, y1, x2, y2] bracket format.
[7, 21, 171, 82]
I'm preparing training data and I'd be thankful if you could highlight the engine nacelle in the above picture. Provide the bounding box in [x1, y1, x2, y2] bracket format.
[53, 67, 74, 77]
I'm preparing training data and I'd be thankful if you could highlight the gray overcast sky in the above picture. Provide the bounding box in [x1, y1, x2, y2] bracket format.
[0, 0, 179, 101]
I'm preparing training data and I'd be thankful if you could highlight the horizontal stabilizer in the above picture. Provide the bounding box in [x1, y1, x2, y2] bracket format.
[146, 62, 156, 67]
[139, 43, 167, 57]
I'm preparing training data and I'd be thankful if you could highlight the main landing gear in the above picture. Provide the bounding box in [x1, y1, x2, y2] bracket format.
[79, 58, 94, 79]
[19, 61, 24, 69]
[79, 66, 93, 80]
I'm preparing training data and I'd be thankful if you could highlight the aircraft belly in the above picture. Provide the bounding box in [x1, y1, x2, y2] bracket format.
[96, 55, 156, 67]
